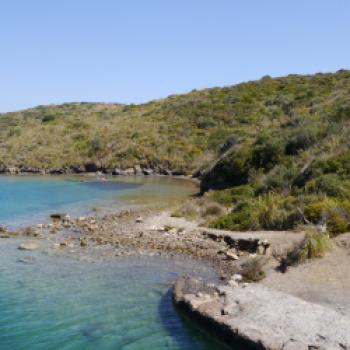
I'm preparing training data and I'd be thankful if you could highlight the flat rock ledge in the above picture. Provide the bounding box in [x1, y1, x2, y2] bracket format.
[173, 277, 350, 350]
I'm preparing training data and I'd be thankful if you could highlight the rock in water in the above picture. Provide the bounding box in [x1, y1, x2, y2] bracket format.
[18, 241, 40, 251]
[50, 213, 67, 220]
[17, 256, 37, 264]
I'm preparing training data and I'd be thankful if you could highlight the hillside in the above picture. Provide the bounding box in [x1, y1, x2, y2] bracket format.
[1, 70, 350, 233]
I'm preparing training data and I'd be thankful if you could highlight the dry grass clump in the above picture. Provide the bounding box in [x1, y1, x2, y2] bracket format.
[279, 227, 332, 272]
[172, 196, 225, 221]
[202, 202, 225, 217]
[240, 257, 267, 282]
[298, 229, 332, 262]
[171, 200, 199, 219]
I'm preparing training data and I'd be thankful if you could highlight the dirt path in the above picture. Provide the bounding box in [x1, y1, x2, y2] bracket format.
[262, 233, 350, 316]
[151, 212, 350, 317]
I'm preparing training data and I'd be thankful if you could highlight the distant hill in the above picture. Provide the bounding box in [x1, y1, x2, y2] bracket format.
[1, 70, 350, 233]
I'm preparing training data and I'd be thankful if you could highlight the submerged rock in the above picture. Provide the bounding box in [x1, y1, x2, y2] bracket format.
[50, 213, 67, 220]
[18, 241, 40, 251]
[17, 256, 37, 264]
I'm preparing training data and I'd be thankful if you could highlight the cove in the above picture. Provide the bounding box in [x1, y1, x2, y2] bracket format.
[0, 176, 238, 349]
[0, 175, 195, 227]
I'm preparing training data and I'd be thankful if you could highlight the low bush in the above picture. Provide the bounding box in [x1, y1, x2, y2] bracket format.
[298, 229, 331, 262]
[279, 228, 331, 272]
[211, 193, 301, 231]
[305, 174, 350, 198]
[251, 135, 284, 171]
[285, 127, 318, 155]
[240, 257, 267, 282]
[171, 201, 199, 219]
[202, 202, 224, 217]
[304, 197, 350, 235]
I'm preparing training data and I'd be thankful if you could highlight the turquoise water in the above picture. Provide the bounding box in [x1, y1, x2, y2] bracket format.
[0, 176, 234, 349]
[0, 240, 230, 350]
[0, 176, 195, 227]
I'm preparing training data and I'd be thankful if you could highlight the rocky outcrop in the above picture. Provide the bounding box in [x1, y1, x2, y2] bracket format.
[173, 277, 350, 350]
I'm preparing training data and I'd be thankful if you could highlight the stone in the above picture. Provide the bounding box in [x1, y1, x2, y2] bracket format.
[18, 241, 40, 250]
[17, 256, 37, 264]
[134, 164, 143, 175]
[136, 216, 143, 223]
[226, 250, 239, 260]
[232, 273, 243, 282]
[142, 168, 153, 176]
[125, 168, 135, 175]
[168, 228, 178, 234]
[227, 279, 239, 288]
[50, 213, 66, 220]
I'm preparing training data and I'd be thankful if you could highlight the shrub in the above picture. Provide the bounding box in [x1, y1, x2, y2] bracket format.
[41, 114, 56, 123]
[200, 145, 253, 191]
[304, 197, 350, 235]
[210, 200, 260, 231]
[211, 193, 301, 231]
[202, 202, 224, 216]
[240, 257, 267, 282]
[285, 127, 318, 155]
[210, 189, 234, 207]
[210, 185, 254, 207]
[326, 209, 349, 236]
[305, 174, 350, 198]
[255, 193, 289, 230]
[304, 197, 338, 223]
[171, 201, 199, 219]
[280, 228, 331, 271]
[218, 135, 240, 155]
[298, 229, 331, 262]
[251, 135, 284, 171]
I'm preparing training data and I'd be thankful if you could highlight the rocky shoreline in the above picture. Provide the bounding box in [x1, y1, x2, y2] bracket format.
[0, 208, 280, 279]
[2, 207, 350, 349]
[0, 163, 188, 177]
[173, 276, 350, 350]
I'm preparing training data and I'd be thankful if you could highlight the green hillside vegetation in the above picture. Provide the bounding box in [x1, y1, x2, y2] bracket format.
[1, 70, 350, 233]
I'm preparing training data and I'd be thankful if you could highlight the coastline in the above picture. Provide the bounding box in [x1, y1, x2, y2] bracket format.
[0, 164, 198, 180]
[0, 201, 303, 280]
[1, 191, 350, 349]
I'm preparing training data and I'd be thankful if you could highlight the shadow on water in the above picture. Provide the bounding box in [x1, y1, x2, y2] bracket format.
[158, 288, 238, 350]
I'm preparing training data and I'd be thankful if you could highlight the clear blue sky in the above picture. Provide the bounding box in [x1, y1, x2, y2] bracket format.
[0, 0, 349, 112]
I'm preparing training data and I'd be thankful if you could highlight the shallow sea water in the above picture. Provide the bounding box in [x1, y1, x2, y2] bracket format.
[0, 176, 237, 349]
[0, 176, 195, 227]
[0, 240, 232, 350]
